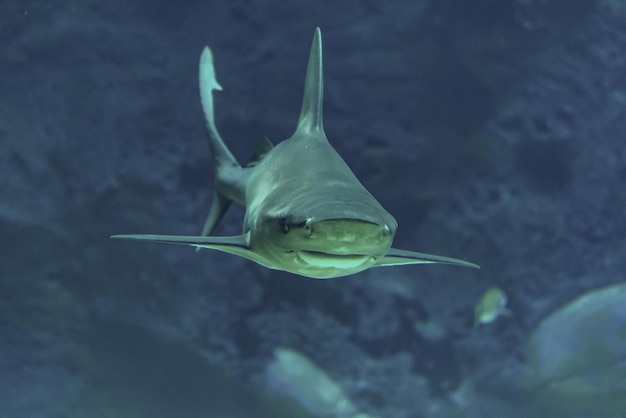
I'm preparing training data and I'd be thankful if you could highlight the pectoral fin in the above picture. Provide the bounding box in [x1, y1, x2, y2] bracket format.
[111, 232, 267, 266]
[376, 248, 480, 269]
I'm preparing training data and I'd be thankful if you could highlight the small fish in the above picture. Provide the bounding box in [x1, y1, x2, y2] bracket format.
[474, 286, 511, 327]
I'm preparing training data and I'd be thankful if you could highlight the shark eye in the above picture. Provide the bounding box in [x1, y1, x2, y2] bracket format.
[279, 217, 290, 234]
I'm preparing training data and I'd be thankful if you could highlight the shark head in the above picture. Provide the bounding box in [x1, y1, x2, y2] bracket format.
[248, 202, 397, 278]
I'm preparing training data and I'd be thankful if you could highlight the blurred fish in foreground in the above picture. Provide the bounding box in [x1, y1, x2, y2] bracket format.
[266, 347, 379, 418]
[524, 282, 626, 416]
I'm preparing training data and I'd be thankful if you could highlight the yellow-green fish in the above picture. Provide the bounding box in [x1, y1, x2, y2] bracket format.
[474, 286, 511, 327]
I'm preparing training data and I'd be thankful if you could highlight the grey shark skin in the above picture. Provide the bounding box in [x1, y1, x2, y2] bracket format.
[112, 28, 479, 279]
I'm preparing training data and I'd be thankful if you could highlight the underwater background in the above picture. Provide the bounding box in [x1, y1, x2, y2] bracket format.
[1, 0, 626, 417]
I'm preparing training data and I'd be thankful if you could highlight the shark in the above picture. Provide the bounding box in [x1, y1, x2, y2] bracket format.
[112, 27, 479, 279]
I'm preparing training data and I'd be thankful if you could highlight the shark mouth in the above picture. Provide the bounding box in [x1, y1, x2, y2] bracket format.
[295, 250, 375, 269]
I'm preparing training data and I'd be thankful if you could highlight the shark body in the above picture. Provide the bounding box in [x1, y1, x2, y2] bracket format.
[112, 28, 479, 278]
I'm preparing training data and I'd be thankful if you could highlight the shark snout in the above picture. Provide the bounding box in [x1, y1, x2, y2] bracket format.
[301, 218, 394, 257]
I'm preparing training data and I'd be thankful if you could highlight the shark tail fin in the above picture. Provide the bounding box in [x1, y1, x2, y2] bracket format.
[199, 46, 238, 169]
[295, 27, 324, 135]
[198, 47, 241, 242]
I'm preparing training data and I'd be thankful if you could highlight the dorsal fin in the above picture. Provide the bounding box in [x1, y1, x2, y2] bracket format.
[245, 137, 273, 167]
[295, 27, 324, 134]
